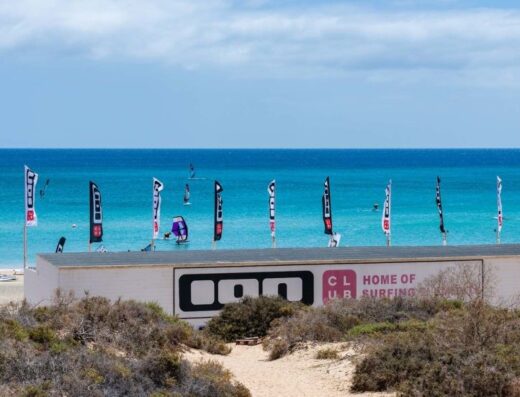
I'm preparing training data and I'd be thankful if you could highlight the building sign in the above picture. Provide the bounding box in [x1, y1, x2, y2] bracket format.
[174, 260, 482, 320]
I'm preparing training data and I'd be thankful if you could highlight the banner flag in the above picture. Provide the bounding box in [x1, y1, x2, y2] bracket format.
[382, 180, 392, 236]
[435, 176, 446, 234]
[214, 181, 223, 241]
[322, 177, 333, 235]
[268, 180, 276, 237]
[89, 181, 103, 243]
[152, 178, 164, 239]
[24, 166, 38, 227]
[55, 237, 66, 253]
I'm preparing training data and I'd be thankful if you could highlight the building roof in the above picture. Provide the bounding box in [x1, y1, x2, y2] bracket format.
[37, 244, 520, 269]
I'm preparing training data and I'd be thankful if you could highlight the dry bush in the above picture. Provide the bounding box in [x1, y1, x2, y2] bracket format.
[0, 295, 247, 397]
[351, 304, 520, 396]
[417, 262, 496, 303]
[351, 265, 520, 396]
[315, 347, 339, 360]
[262, 296, 444, 359]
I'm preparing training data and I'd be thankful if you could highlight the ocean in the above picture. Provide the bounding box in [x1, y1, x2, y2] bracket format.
[1, 149, 519, 268]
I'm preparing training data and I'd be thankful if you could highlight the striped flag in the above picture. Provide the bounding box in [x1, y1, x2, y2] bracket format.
[152, 178, 164, 239]
[24, 166, 39, 227]
[382, 180, 392, 236]
[268, 180, 276, 238]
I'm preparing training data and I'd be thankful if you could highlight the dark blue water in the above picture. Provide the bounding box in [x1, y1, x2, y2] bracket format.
[1, 149, 519, 267]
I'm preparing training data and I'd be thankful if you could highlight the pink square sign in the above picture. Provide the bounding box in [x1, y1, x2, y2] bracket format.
[322, 270, 357, 303]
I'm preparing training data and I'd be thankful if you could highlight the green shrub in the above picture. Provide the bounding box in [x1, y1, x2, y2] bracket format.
[348, 320, 427, 338]
[206, 296, 302, 342]
[21, 384, 49, 397]
[28, 325, 56, 345]
[143, 350, 183, 387]
[0, 319, 29, 341]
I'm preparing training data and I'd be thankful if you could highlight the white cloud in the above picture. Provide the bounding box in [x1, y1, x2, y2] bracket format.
[1, 0, 520, 84]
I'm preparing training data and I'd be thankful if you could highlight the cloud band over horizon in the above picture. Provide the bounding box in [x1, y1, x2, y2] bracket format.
[1, 1, 520, 85]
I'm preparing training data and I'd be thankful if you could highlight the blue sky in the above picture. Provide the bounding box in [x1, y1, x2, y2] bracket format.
[1, 0, 520, 148]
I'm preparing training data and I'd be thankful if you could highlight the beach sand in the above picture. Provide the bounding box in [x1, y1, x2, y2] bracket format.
[185, 342, 395, 397]
[0, 274, 24, 305]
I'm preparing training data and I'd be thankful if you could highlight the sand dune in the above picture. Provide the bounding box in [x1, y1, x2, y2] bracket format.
[0, 274, 24, 305]
[185, 342, 395, 397]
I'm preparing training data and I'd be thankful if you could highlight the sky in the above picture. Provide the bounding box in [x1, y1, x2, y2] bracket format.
[1, 0, 520, 148]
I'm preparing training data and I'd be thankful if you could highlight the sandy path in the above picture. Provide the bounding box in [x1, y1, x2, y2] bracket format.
[0, 274, 24, 305]
[185, 342, 394, 397]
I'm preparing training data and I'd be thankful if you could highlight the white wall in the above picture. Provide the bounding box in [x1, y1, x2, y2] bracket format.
[24, 259, 60, 306]
[58, 266, 174, 314]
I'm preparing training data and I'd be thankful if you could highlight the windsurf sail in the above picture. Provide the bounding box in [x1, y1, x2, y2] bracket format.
[184, 184, 191, 204]
[328, 233, 341, 247]
[39, 179, 50, 199]
[497, 176, 503, 243]
[189, 163, 196, 179]
[214, 181, 223, 241]
[152, 178, 164, 240]
[89, 181, 103, 244]
[172, 216, 189, 243]
[268, 180, 276, 240]
[96, 245, 108, 253]
[55, 237, 66, 253]
[382, 180, 392, 246]
[24, 166, 39, 227]
[141, 243, 153, 252]
[435, 176, 447, 245]
[322, 177, 333, 235]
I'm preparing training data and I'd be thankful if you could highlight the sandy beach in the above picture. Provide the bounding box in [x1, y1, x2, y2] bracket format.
[0, 273, 24, 305]
[185, 342, 395, 397]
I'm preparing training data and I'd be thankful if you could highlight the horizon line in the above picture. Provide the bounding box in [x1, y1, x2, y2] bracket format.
[1, 147, 520, 150]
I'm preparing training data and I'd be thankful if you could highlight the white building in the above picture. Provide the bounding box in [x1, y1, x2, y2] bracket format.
[25, 245, 520, 327]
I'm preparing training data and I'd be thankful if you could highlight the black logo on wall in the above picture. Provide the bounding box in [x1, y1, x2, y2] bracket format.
[178, 270, 314, 312]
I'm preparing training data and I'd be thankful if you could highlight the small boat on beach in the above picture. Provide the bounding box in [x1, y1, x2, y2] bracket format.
[0, 274, 16, 282]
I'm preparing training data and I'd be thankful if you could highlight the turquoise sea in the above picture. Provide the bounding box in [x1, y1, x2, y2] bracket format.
[1, 149, 519, 268]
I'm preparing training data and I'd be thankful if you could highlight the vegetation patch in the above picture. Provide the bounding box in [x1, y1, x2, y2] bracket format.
[206, 295, 302, 342]
[0, 295, 247, 397]
[315, 347, 339, 360]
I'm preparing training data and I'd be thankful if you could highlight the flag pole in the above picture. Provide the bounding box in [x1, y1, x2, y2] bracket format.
[151, 179, 155, 252]
[442, 232, 447, 246]
[386, 233, 391, 247]
[496, 176, 502, 245]
[23, 224, 27, 269]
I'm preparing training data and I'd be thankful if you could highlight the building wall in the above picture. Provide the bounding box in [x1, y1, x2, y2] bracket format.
[25, 254, 520, 326]
[173, 259, 485, 322]
[24, 259, 60, 305]
[57, 266, 175, 314]
[485, 257, 520, 305]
